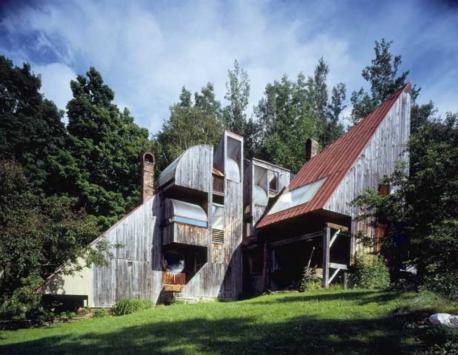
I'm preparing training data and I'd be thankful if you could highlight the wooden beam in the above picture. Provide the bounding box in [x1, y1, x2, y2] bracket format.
[322, 226, 330, 288]
[329, 262, 348, 270]
[328, 268, 341, 284]
[326, 222, 349, 232]
[329, 229, 340, 248]
[269, 231, 322, 248]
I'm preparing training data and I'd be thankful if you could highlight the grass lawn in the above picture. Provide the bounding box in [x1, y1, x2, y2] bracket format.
[0, 288, 454, 354]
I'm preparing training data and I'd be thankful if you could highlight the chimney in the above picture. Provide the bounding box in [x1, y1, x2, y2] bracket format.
[142, 152, 155, 203]
[305, 138, 319, 162]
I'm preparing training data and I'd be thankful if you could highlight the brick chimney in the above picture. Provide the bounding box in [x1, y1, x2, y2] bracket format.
[142, 152, 155, 203]
[305, 138, 319, 162]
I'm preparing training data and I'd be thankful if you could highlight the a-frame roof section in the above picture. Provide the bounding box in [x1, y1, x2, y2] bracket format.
[257, 85, 410, 229]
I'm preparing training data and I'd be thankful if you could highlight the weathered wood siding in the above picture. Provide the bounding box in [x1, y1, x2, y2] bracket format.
[324, 91, 411, 254]
[175, 145, 212, 193]
[92, 197, 157, 307]
[162, 223, 209, 247]
[178, 132, 244, 299]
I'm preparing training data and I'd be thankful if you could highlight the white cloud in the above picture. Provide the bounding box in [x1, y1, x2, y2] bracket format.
[34, 63, 75, 114]
[1, 0, 457, 134]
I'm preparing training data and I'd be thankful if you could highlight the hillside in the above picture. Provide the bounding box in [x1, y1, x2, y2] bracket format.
[2, 289, 455, 354]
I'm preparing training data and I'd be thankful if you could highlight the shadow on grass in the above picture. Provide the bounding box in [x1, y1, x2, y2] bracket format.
[251, 290, 409, 307]
[1, 311, 412, 354]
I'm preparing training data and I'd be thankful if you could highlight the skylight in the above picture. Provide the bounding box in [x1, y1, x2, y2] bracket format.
[267, 178, 326, 215]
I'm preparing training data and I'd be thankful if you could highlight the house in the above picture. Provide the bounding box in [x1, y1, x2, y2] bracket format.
[41, 85, 411, 307]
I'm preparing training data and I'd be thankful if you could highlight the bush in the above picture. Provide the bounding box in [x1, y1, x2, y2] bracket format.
[93, 308, 109, 318]
[298, 266, 321, 292]
[112, 299, 152, 316]
[0, 276, 53, 325]
[349, 255, 390, 289]
[423, 272, 458, 301]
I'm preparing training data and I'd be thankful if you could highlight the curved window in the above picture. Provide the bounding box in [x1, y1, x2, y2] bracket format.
[226, 158, 240, 182]
[253, 185, 268, 206]
[268, 178, 326, 215]
[170, 199, 208, 227]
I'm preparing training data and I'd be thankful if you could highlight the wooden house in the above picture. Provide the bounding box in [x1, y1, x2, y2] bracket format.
[41, 85, 411, 307]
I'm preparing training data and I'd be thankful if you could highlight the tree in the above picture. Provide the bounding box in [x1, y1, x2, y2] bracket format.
[0, 56, 68, 193]
[256, 74, 318, 172]
[324, 83, 346, 146]
[354, 111, 458, 298]
[66, 67, 150, 227]
[153, 85, 225, 172]
[351, 39, 419, 123]
[223, 61, 259, 157]
[255, 59, 346, 171]
[0, 161, 99, 301]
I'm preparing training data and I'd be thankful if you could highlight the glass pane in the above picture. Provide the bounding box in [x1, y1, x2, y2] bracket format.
[268, 178, 326, 215]
[212, 204, 225, 230]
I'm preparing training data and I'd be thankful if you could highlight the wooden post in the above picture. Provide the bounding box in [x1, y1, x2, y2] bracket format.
[322, 226, 330, 288]
[262, 242, 270, 291]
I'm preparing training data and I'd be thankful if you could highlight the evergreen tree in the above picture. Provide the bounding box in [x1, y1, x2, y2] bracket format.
[66, 67, 150, 227]
[351, 39, 419, 123]
[0, 56, 67, 193]
[223, 61, 259, 157]
[256, 74, 318, 172]
[324, 83, 346, 146]
[154, 85, 224, 172]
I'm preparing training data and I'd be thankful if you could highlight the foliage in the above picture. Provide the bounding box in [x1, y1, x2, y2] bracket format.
[66, 67, 151, 227]
[255, 59, 346, 172]
[93, 309, 109, 318]
[0, 55, 68, 194]
[349, 255, 390, 289]
[0, 275, 51, 324]
[153, 84, 224, 172]
[350, 39, 419, 123]
[223, 60, 259, 158]
[354, 113, 458, 298]
[0, 160, 100, 301]
[111, 298, 152, 316]
[297, 266, 321, 292]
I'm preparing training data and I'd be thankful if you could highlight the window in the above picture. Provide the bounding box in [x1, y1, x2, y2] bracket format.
[211, 204, 224, 230]
[269, 171, 279, 194]
[169, 199, 208, 228]
[267, 178, 326, 215]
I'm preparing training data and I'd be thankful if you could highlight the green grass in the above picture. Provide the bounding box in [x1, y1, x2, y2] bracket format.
[0, 289, 455, 354]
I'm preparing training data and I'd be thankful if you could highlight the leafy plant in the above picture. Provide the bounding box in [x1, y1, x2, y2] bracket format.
[349, 255, 390, 289]
[298, 266, 321, 292]
[112, 299, 152, 316]
[93, 308, 109, 318]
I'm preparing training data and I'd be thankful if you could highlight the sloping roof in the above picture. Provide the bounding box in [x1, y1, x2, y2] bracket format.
[257, 85, 409, 229]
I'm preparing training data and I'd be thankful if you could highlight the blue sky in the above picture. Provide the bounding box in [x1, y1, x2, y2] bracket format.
[1, 0, 457, 134]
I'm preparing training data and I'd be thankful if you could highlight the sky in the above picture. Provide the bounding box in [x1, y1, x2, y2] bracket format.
[1, 0, 457, 134]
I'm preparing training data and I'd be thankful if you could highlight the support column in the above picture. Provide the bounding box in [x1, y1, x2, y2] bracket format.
[322, 226, 330, 288]
[262, 242, 270, 291]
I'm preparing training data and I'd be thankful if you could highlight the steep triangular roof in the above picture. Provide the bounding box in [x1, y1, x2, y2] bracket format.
[257, 84, 410, 228]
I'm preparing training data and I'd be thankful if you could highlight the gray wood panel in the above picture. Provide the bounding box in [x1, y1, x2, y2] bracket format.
[175, 145, 213, 193]
[92, 197, 156, 307]
[324, 91, 411, 254]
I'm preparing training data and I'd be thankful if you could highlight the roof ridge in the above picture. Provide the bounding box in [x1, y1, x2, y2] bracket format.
[257, 84, 408, 229]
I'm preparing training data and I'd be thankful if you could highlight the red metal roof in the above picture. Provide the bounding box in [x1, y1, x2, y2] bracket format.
[257, 85, 409, 229]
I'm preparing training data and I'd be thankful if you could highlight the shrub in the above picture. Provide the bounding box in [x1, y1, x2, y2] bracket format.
[349, 255, 390, 289]
[93, 308, 109, 318]
[423, 272, 458, 301]
[112, 299, 152, 316]
[0, 276, 53, 325]
[298, 266, 321, 292]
